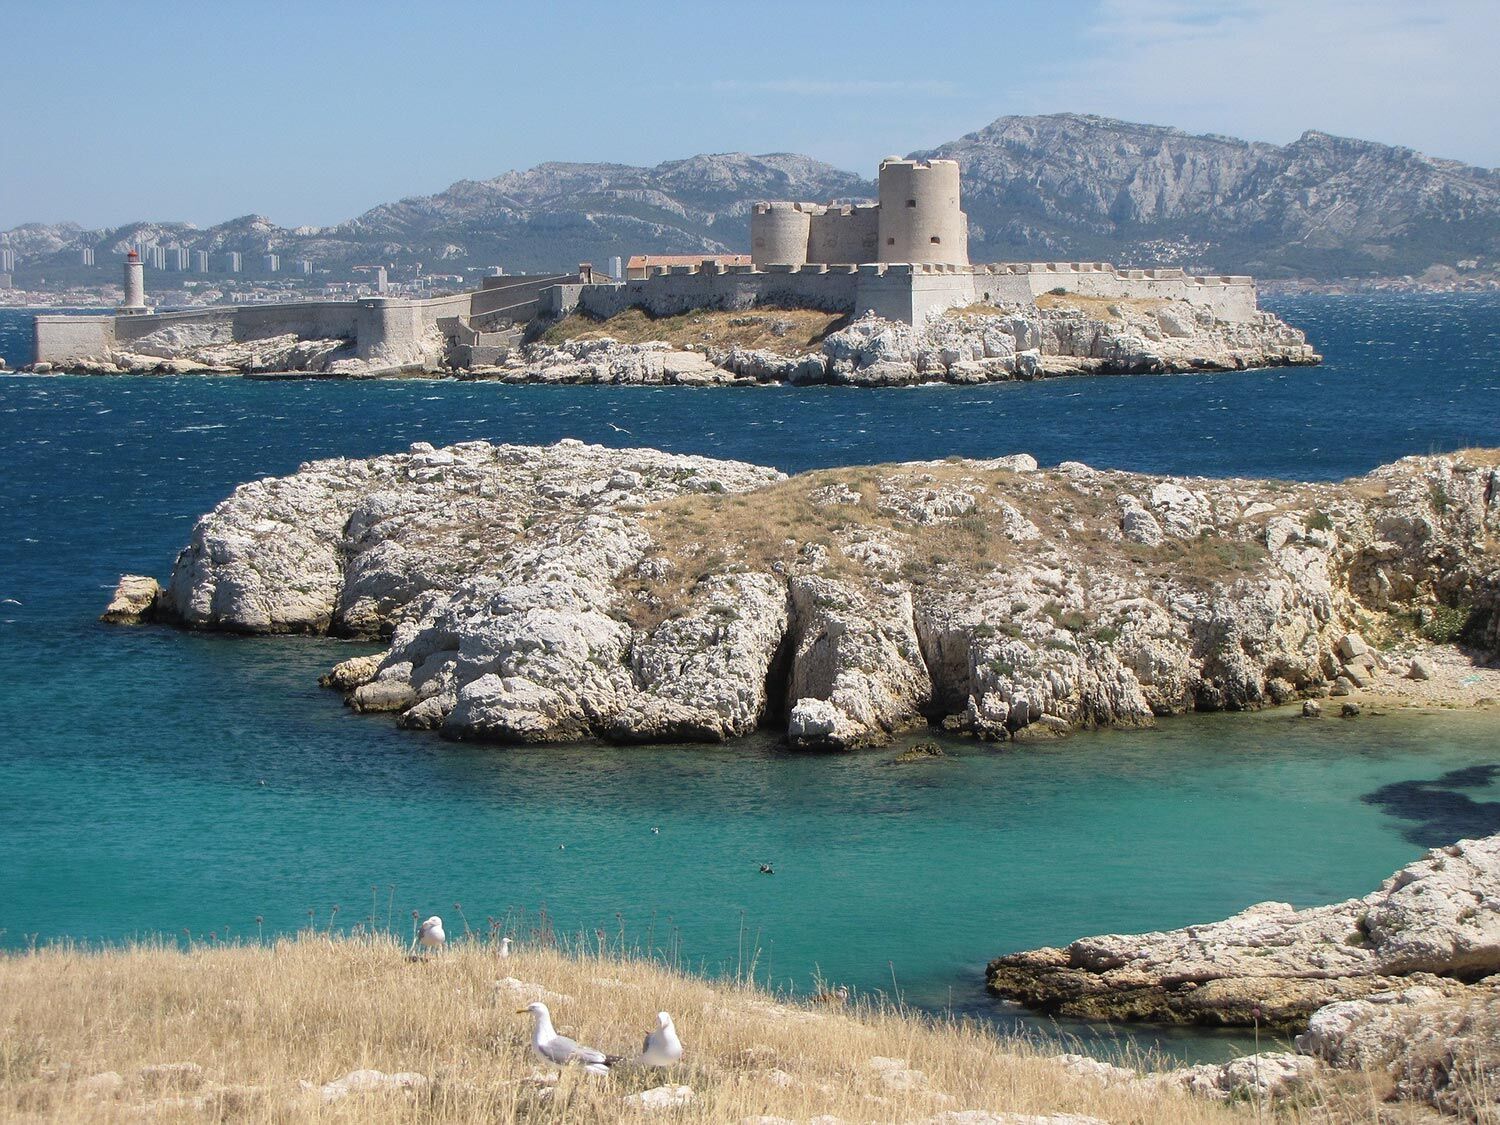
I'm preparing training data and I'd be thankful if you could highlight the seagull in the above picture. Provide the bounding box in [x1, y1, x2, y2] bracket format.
[638, 1010, 683, 1067]
[759, 862, 774, 875]
[497, 936, 512, 959]
[651, 827, 660, 835]
[415, 915, 445, 953]
[813, 985, 850, 1005]
[518, 1001, 615, 1076]
[606, 422, 631, 435]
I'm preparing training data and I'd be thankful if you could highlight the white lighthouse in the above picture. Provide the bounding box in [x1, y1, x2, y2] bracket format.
[120, 249, 147, 314]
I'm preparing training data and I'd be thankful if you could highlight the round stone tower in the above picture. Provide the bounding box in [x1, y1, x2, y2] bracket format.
[876, 158, 968, 265]
[119, 249, 146, 313]
[750, 202, 812, 267]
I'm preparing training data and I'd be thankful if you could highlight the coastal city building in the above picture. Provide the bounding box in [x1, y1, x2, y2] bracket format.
[297, 259, 313, 275]
[195, 250, 209, 272]
[226, 252, 242, 273]
[143, 245, 166, 270]
[263, 254, 280, 273]
[375, 267, 388, 294]
[0, 248, 15, 272]
[79, 248, 94, 266]
[609, 255, 623, 281]
[171, 248, 190, 271]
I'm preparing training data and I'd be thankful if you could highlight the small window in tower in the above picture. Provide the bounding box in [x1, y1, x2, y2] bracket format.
[886, 237, 895, 246]
[906, 199, 917, 207]
[930, 236, 941, 244]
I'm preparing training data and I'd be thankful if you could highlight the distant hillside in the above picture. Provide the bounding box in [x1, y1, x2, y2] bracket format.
[920, 114, 1500, 277]
[3, 115, 1497, 280]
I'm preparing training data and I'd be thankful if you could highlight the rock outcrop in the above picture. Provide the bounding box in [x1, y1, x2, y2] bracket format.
[986, 836, 1500, 1028]
[490, 303, 1316, 387]
[126, 441, 1500, 749]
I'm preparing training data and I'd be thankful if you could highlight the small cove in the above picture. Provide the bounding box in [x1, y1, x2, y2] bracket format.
[2, 293, 1498, 1064]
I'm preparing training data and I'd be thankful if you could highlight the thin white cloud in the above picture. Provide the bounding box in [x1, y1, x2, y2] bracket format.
[709, 78, 960, 98]
[1030, 0, 1500, 166]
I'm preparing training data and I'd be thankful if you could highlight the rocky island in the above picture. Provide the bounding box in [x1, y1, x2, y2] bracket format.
[109, 440, 1498, 748]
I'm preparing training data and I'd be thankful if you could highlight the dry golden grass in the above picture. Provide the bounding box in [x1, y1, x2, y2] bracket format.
[540, 307, 848, 355]
[619, 460, 1304, 630]
[0, 935, 1284, 1124]
[1032, 293, 1169, 321]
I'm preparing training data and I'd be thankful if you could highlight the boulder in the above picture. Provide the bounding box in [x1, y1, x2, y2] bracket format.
[100, 574, 161, 624]
[1408, 656, 1435, 681]
[1337, 633, 1369, 661]
[622, 1084, 694, 1110]
[319, 1069, 428, 1102]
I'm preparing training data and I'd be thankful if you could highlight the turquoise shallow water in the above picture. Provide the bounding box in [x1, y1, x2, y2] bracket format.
[1, 294, 1499, 1063]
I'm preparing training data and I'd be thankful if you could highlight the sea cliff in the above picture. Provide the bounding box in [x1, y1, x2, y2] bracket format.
[110, 441, 1499, 748]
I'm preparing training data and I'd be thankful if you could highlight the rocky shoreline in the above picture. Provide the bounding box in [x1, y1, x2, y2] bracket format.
[986, 834, 1500, 1117]
[25, 299, 1319, 384]
[107, 441, 1497, 749]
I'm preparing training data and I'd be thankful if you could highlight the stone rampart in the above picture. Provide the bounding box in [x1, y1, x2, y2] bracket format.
[547, 258, 1261, 329]
[32, 315, 116, 365]
[978, 262, 1259, 321]
[808, 205, 879, 265]
[32, 276, 582, 370]
[550, 260, 977, 326]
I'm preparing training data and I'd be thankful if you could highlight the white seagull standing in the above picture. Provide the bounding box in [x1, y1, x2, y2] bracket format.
[518, 1001, 615, 1076]
[497, 936, 513, 959]
[415, 915, 446, 953]
[638, 1010, 683, 1067]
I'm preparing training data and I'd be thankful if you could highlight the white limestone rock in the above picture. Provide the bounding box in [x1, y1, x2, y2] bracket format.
[987, 834, 1500, 1025]
[144, 447, 1500, 751]
[319, 1069, 429, 1102]
[622, 1084, 694, 1110]
[101, 574, 162, 624]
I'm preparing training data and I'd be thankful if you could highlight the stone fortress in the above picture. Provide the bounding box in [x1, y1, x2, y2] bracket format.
[32, 154, 1268, 371]
[546, 156, 1259, 327]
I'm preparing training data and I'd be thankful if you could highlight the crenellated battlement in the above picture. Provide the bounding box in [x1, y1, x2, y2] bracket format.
[976, 261, 1254, 287]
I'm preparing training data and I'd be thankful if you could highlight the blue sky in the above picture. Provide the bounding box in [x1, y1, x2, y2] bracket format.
[2, 0, 1496, 229]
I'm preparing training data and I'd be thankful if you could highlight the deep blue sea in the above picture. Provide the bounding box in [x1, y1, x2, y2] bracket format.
[2, 294, 1498, 1063]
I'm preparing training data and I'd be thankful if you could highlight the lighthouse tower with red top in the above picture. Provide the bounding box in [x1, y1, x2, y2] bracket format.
[119, 249, 146, 314]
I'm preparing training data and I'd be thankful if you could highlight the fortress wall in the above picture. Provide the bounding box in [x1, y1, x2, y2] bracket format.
[978, 263, 1259, 321]
[470, 275, 575, 318]
[853, 266, 977, 324]
[561, 264, 861, 322]
[971, 272, 1038, 307]
[876, 159, 968, 266]
[32, 315, 116, 364]
[555, 263, 972, 327]
[103, 302, 363, 349]
[808, 205, 879, 265]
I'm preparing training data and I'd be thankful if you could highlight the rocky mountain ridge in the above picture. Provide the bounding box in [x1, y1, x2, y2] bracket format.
[106, 441, 1500, 750]
[6, 115, 1496, 279]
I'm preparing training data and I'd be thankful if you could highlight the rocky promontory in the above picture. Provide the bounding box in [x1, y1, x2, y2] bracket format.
[985, 834, 1500, 1117]
[33, 296, 1317, 383]
[986, 835, 1500, 1028]
[482, 299, 1317, 387]
[112, 441, 1498, 748]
